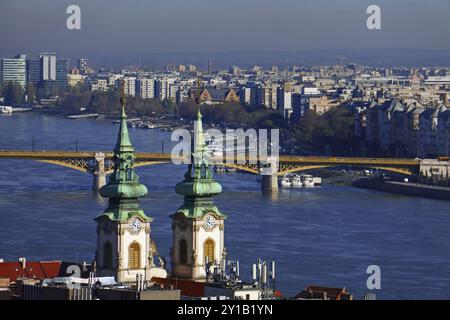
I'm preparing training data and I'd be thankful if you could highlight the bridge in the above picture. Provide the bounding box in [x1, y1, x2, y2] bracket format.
[1, 149, 445, 192]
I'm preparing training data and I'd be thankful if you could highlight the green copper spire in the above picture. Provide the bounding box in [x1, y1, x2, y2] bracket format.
[114, 96, 134, 154]
[174, 109, 225, 219]
[98, 95, 151, 222]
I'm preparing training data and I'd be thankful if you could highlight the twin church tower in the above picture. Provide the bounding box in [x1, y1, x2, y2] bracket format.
[94, 96, 226, 283]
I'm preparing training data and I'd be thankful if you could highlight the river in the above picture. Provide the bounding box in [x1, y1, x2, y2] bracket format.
[1, 113, 450, 299]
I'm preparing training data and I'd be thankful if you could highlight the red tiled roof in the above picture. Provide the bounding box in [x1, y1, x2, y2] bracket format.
[0, 261, 62, 282]
[152, 277, 205, 297]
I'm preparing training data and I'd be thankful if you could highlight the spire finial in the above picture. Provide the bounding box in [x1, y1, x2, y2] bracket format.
[120, 80, 127, 117]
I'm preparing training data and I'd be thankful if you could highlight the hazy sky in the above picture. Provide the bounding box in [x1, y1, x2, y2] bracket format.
[1, 0, 449, 56]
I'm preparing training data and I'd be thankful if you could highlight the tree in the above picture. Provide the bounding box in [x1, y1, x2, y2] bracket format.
[2, 81, 24, 105]
[26, 83, 37, 104]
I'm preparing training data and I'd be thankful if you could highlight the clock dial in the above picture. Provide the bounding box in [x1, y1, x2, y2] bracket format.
[129, 218, 141, 233]
[203, 215, 216, 230]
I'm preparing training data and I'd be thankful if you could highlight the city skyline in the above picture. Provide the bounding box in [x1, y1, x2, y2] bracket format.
[3, 0, 450, 304]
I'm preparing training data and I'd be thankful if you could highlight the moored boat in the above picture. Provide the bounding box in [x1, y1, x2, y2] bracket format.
[301, 175, 315, 187]
[280, 175, 292, 188]
[291, 175, 303, 187]
[0, 106, 13, 114]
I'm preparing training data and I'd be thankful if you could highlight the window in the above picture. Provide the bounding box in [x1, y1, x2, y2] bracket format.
[128, 242, 141, 269]
[203, 239, 215, 264]
[179, 239, 187, 264]
[103, 242, 112, 269]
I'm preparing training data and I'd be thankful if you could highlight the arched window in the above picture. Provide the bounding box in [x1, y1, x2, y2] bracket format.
[103, 242, 112, 269]
[179, 239, 188, 264]
[203, 239, 215, 264]
[128, 242, 141, 269]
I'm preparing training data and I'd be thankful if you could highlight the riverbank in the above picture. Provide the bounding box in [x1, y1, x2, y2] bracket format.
[353, 178, 450, 201]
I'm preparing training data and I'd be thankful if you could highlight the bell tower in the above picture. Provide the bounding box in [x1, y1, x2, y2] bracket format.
[95, 94, 166, 283]
[170, 109, 227, 280]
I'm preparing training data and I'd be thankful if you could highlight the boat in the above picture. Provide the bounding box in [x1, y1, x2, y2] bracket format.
[280, 175, 292, 188]
[225, 167, 237, 173]
[214, 165, 225, 174]
[312, 177, 322, 186]
[11, 107, 32, 112]
[0, 106, 13, 114]
[291, 175, 303, 187]
[67, 113, 100, 119]
[301, 175, 315, 187]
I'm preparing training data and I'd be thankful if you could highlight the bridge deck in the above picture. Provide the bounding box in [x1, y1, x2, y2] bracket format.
[0, 150, 419, 165]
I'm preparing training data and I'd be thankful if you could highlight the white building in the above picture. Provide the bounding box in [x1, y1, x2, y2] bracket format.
[0, 54, 27, 88]
[123, 77, 137, 97]
[40, 52, 56, 81]
[138, 78, 155, 99]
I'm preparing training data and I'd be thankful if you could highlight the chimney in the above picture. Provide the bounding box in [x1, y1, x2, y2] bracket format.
[19, 257, 26, 269]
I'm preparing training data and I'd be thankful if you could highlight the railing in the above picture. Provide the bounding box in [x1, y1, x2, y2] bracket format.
[0, 150, 420, 166]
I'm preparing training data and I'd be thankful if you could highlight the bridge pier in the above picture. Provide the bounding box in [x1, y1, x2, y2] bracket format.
[261, 174, 278, 192]
[92, 152, 107, 192]
[259, 156, 279, 193]
[92, 173, 106, 192]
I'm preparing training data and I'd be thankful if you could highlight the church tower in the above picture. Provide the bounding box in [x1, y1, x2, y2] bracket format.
[95, 95, 166, 283]
[170, 109, 227, 280]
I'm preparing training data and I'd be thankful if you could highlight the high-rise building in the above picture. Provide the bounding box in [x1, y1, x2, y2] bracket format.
[42, 57, 69, 95]
[208, 57, 212, 74]
[277, 82, 293, 118]
[56, 59, 69, 87]
[155, 79, 171, 100]
[77, 58, 88, 74]
[27, 59, 41, 85]
[256, 83, 278, 109]
[40, 52, 56, 81]
[137, 78, 155, 99]
[0, 54, 27, 88]
[291, 93, 313, 122]
[123, 77, 137, 97]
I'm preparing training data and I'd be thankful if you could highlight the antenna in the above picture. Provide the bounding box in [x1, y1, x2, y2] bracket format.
[262, 262, 267, 285]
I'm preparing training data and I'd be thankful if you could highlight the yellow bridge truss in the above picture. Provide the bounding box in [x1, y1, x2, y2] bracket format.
[0, 150, 419, 176]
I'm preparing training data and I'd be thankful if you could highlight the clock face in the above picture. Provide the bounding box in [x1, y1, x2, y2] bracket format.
[129, 218, 141, 233]
[203, 215, 216, 230]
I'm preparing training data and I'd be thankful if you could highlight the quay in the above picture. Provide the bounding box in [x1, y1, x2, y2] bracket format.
[353, 178, 450, 201]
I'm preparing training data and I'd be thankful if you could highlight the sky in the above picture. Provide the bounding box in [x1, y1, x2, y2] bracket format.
[1, 0, 450, 66]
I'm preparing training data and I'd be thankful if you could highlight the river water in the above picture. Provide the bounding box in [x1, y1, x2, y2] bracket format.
[1, 113, 450, 299]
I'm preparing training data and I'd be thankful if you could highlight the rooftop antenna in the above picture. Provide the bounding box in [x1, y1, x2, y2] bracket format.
[252, 263, 257, 283]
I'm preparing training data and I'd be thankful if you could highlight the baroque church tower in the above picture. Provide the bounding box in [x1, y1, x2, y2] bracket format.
[170, 109, 227, 280]
[95, 95, 166, 283]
